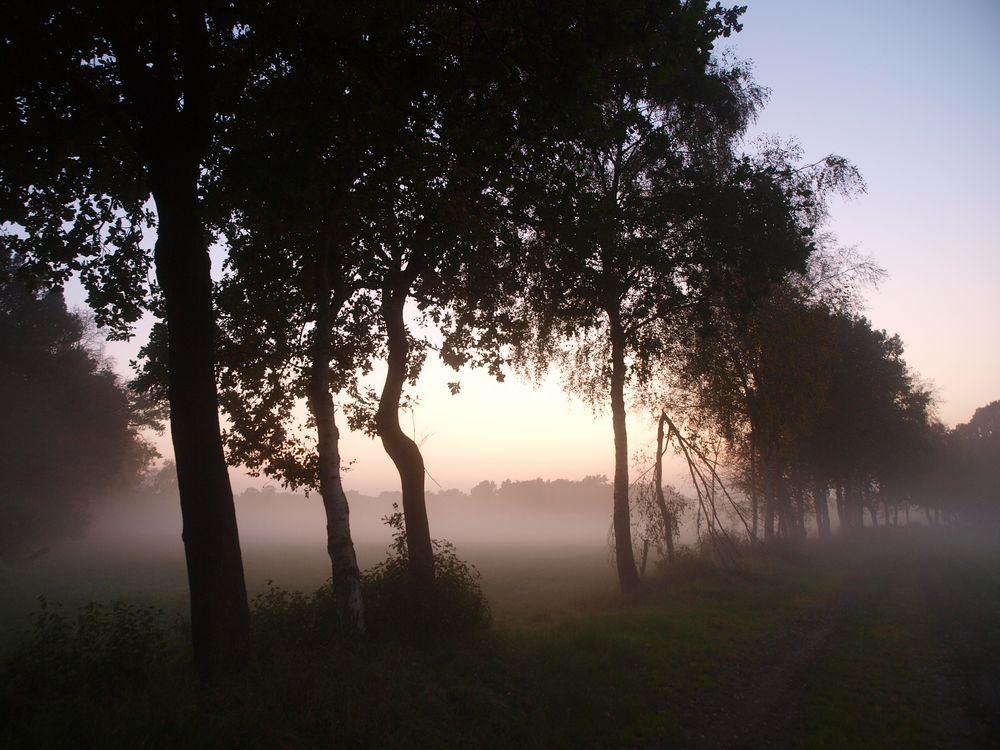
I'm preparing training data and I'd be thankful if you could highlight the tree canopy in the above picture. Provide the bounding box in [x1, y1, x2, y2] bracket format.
[0, 275, 155, 560]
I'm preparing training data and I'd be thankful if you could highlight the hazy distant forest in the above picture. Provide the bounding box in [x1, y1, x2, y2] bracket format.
[2, 1, 998, 747]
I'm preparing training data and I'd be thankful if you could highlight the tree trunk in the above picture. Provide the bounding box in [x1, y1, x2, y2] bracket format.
[748, 425, 759, 544]
[762, 433, 776, 542]
[608, 309, 640, 593]
[764, 486, 776, 542]
[375, 281, 435, 589]
[654, 412, 675, 564]
[308, 252, 364, 634]
[109, 0, 249, 681]
[863, 481, 878, 528]
[153, 186, 250, 680]
[843, 477, 859, 531]
[792, 477, 807, 538]
[813, 480, 830, 538]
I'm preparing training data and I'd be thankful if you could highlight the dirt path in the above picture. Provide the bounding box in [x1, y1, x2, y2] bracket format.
[673, 547, 992, 750]
[918, 554, 1000, 748]
[682, 590, 849, 749]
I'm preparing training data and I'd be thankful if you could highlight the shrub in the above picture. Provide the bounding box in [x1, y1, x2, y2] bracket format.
[2, 597, 174, 708]
[249, 579, 340, 654]
[362, 505, 491, 640]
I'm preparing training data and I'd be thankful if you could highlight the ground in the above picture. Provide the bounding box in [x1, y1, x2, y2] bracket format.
[2, 527, 998, 748]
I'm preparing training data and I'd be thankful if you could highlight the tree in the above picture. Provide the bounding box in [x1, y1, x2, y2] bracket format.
[661, 147, 869, 543]
[2, 1, 250, 678]
[514, 2, 824, 591]
[676, 275, 935, 539]
[0, 276, 155, 560]
[201, 1, 388, 635]
[924, 401, 1000, 523]
[951, 401, 1000, 519]
[200, 1, 530, 601]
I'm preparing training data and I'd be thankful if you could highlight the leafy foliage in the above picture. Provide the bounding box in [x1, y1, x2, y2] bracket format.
[0, 276, 156, 559]
[2, 598, 174, 707]
[363, 505, 491, 640]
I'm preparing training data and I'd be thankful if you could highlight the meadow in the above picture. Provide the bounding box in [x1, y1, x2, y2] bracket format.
[3, 522, 998, 748]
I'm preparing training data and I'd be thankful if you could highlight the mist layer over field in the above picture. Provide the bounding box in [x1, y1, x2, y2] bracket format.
[1, 478, 646, 637]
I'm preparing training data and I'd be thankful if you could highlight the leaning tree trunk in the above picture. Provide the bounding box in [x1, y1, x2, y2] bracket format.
[374, 279, 435, 589]
[654, 411, 675, 564]
[153, 184, 250, 680]
[608, 309, 641, 593]
[308, 251, 364, 634]
[109, 3, 250, 680]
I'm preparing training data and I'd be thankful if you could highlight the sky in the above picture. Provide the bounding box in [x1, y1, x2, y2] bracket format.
[82, 0, 1000, 495]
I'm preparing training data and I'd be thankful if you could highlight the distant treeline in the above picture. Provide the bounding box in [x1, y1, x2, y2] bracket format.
[237, 476, 613, 515]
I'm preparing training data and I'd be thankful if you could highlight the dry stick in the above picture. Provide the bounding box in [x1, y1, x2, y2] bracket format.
[661, 411, 753, 539]
[685, 449, 741, 568]
[674, 425, 727, 562]
[630, 410, 747, 568]
[638, 416, 722, 559]
[705, 440, 742, 568]
[656, 416, 676, 564]
[661, 412, 745, 567]
[671, 428, 720, 532]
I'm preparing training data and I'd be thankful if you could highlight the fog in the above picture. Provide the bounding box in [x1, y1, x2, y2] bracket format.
[1, 476, 656, 637]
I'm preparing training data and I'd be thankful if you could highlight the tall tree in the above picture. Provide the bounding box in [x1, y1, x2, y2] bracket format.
[210, 1, 527, 596]
[200, 1, 387, 634]
[2, 1, 250, 678]
[663, 148, 868, 542]
[515, 1, 786, 592]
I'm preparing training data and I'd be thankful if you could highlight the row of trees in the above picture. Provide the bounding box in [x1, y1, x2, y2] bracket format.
[664, 276, 933, 540]
[6, 1, 973, 678]
[918, 401, 999, 524]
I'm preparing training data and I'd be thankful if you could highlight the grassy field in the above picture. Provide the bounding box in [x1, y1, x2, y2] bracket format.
[2, 528, 998, 748]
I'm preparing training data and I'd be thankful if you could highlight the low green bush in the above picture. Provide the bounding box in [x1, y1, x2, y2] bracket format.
[2, 597, 175, 709]
[361, 505, 491, 640]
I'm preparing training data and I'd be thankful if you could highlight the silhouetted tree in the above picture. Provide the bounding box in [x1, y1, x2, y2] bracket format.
[514, 1, 761, 592]
[198, 1, 393, 635]
[917, 400, 999, 524]
[662, 150, 869, 542]
[0, 276, 155, 560]
[677, 276, 934, 539]
[948, 401, 1000, 520]
[2, 1, 250, 678]
[195, 3, 534, 603]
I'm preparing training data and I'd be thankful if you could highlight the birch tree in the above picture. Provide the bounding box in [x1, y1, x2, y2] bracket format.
[516, 0, 763, 592]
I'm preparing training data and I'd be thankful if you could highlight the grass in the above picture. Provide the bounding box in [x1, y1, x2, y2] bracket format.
[799, 574, 951, 747]
[2, 530, 999, 748]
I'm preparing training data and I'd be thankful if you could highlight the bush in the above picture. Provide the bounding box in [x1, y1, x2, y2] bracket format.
[250, 580, 341, 653]
[362, 505, 491, 640]
[2, 597, 175, 708]
[245, 506, 491, 650]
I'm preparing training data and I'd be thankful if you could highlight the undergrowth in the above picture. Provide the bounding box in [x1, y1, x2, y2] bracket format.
[3, 531, 994, 748]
